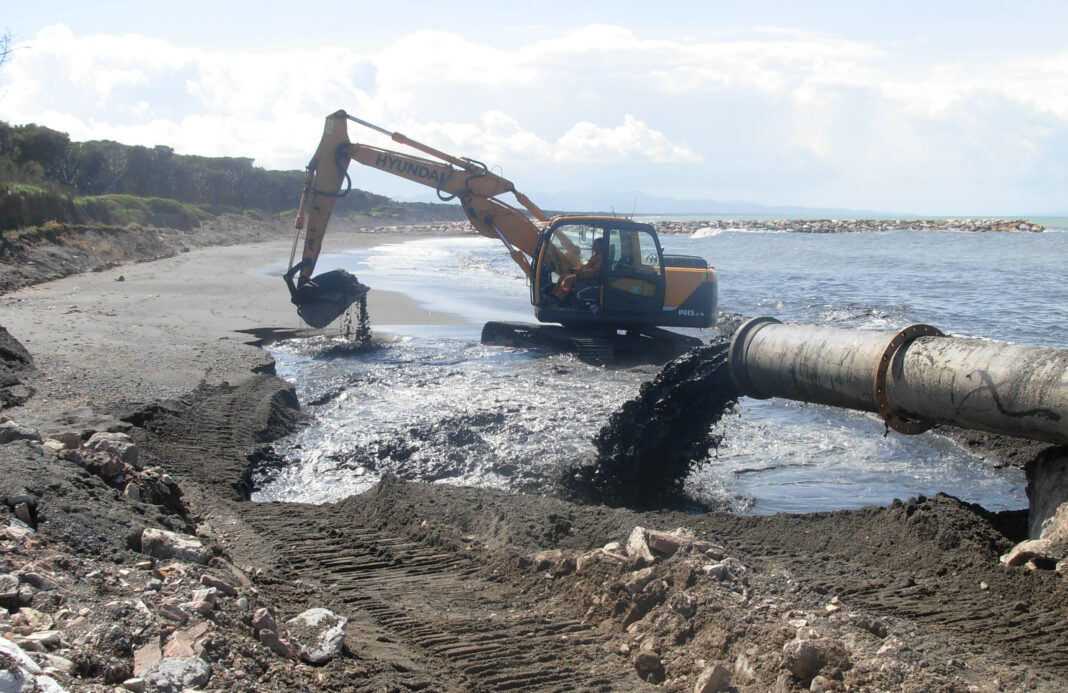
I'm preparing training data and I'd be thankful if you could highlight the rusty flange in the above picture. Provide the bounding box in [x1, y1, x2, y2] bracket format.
[873, 323, 944, 434]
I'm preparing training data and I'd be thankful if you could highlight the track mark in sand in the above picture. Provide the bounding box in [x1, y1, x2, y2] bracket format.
[839, 575, 1068, 671]
[239, 504, 638, 692]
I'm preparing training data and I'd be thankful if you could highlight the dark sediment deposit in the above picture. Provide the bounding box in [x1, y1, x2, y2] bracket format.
[568, 339, 738, 507]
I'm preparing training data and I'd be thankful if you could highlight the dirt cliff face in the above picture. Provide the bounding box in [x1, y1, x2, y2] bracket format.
[0, 217, 288, 294]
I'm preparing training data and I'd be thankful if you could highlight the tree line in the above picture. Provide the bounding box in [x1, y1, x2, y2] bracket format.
[0, 120, 457, 219]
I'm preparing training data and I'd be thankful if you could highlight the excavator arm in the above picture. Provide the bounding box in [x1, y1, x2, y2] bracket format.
[291, 110, 547, 287]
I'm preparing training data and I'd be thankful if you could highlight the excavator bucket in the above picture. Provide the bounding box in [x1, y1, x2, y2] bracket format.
[286, 268, 369, 329]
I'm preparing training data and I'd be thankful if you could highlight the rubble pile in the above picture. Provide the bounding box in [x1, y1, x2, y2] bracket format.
[517, 525, 1048, 691]
[0, 423, 349, 692]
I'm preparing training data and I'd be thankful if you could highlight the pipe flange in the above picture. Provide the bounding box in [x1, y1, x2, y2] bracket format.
[874, 324, 944, 434]
[728, 316, 782, 399]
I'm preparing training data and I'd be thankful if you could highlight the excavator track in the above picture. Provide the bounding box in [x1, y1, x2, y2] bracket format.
[481, 321, 699, 365]
[237, 502, 642, 691]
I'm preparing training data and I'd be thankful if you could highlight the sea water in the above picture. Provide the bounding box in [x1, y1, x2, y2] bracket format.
[254, 222, 1067, 514]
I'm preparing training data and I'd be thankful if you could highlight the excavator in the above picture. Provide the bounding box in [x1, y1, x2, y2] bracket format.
[285, 110, 717, 362]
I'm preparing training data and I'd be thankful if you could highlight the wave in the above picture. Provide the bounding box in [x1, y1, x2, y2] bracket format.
[690, 226, 787, 238]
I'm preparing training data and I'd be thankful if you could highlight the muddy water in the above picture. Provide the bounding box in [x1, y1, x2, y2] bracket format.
[254, 229, 1052, 513]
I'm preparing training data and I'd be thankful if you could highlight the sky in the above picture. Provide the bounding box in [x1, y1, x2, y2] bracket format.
[2, 1, 1066, 215]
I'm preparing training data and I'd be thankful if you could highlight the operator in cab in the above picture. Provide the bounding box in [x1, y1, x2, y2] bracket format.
[554, 238, 605, 301]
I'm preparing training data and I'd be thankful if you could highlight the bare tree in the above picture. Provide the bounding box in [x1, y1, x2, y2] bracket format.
[0, 31, 9, 70]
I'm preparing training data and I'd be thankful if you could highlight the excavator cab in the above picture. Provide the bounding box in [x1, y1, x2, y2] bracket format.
[532, 217, 712, 330]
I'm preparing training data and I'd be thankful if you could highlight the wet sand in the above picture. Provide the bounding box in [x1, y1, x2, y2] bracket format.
[2, 224, 1067, 691]
[1, 229, 465, 421]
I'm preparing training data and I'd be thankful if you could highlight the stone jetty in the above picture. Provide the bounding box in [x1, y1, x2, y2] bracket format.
[654, 218, 1045, 234]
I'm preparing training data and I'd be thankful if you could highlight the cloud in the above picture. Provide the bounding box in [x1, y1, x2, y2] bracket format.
[0, 22, 1065, 212]
[555, 115, 701, 163]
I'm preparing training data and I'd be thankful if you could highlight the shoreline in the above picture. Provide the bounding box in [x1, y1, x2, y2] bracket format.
[1, 227, 467, 422]
[2, 220, 1067, 691]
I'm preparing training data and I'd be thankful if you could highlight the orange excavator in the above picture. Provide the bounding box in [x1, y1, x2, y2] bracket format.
[286, 110, 718, 360]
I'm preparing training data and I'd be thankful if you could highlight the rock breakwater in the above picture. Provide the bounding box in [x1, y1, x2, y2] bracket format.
[655, 218, 1045, 234]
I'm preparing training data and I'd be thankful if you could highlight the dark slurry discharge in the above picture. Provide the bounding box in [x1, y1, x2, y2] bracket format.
[568, 338, 739, 507]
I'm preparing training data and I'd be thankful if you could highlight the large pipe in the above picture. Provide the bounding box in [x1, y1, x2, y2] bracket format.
[728, 317, 1068, 446]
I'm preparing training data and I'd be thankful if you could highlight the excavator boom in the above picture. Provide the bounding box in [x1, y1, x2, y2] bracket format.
[293, 111, 544, 284]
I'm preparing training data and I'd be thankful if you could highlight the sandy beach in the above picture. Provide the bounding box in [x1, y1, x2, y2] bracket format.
[2, 229, 465, 422]
[2, 221, 1067, 692]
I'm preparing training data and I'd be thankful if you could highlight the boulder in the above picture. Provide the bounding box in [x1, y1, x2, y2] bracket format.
[284, 607, 348, 664]
[251, 607, 277, 634]
[199, 574, 238, 596]
[625, 527, 655, 563]
[0, 634, 41, 673]
[645, 527, 694, 556]
[694, 663, 730, 693]
[0, 421, 41, 444]
[0, 669, 28, 692]
[782, 639, 822, 680]
[143, 657, 211, 692]
[121, 678, 147, 693]
[1000, 538, 1060, 567]
[781, 637, 849, 682]
[632, 650, 664, 683]
[18, 571, 59, 592]
[140, 528, 208, 564]
[41, 439, 66, 456]
[86, 431, 138, 465]
[0, 573, 19, 601]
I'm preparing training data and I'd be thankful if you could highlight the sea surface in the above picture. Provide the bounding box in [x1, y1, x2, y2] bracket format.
[254, 220, 1067, 514]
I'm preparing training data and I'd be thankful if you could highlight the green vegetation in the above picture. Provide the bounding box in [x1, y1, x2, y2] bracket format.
[0, 120, 463, 231]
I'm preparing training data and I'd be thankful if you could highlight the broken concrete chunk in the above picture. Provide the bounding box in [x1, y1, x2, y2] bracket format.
[645, 528, 690, 556]
[86, 431, 139, 465]
[626, 527, 655, 563]
[140, 527, 208, 564]
[143, 656, 211, 691]
[284, 607, 348, 664]
[251, 607, 277, 634]
[41, 439, 66, 456]
[1000, 538, 1059, 567]
[694, 663, 730, 693]
[623, 566, 657, 595]
[133, 637, 162, 677]
[199, 574, 238, 596]
[0, 633, 42, 674]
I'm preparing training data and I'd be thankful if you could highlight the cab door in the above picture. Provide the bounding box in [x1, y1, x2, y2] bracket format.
[601, 227, 665, 314]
